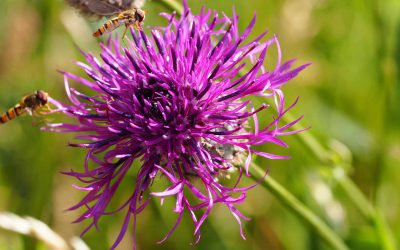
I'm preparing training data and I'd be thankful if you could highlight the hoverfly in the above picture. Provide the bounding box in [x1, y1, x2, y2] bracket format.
[65, 0, 146, 39]
[0, 90, 49, 124]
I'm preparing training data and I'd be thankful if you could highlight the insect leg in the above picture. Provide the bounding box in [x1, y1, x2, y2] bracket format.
[133, 21, 142, 31]
[41, 103, 53, 113]
[31, 115, 48, 127]
[122, 25, 129, 40]
[25, 108, 33, 116]
[31, 107, 53, 126]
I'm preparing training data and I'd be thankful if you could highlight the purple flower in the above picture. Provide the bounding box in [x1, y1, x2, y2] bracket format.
[48, 1, 308, 249]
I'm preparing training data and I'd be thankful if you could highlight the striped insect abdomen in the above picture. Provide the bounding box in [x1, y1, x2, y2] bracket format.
[93, 18, 121, 37]
[0, 105, 25, 124]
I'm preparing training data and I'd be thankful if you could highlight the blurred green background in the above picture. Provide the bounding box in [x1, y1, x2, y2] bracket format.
[0, 0, 399, 249]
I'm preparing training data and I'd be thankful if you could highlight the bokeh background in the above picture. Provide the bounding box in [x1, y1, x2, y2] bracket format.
[0, 0, 399, 249]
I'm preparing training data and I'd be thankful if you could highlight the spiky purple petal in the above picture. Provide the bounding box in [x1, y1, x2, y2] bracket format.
[47, 1, 308, 249]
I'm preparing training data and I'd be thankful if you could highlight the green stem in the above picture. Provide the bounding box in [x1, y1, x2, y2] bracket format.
[158, 0, 184, 14]
[333, 168, 397, 250]
[251, 163, 349, 250]
[266, 98, 396, 249]
[374, 211, 397, 250]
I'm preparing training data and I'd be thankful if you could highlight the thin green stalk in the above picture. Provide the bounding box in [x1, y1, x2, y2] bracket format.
[333, 168, 397, 250]
[251, 163, 349, 250]
[265, 101, 397, 249]
[285, 111, 397, 250]
[374, 211, 397, 250]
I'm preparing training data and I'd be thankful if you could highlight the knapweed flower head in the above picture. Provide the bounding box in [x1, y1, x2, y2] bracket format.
[48, 0, 308, 248]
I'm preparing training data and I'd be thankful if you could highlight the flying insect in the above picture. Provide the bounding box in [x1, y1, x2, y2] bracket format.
[0, 90, 49, 124]
[65, 0, 146, 38]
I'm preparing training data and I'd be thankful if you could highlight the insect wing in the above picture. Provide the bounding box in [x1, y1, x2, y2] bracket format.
[85, 0, 123, 16]
[122, 0, 145, 9]
[65, 0, 147, 16]
[65, 0, 122, 16]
